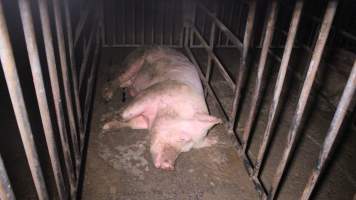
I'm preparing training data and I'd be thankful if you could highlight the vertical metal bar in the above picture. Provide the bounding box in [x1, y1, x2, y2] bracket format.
[79, 20, 98, 90]
[18, 0, 68, 199]
[133, 0, 136, 44]
[242, 0, 278, 153]
[204, 12, 216, 98]
[0, 1, 49, 199]
[266, 1, 338, 199]
[229, 0, 257, 131]
[64, 0, 84, 140]
[53, 0, 81, 171]
[37, 0, 77, 196]
[300, 61, 356, 200]
[142, 0, 145, 45]
[254, 0, 304, 178]
[74, 5, 90, 47]
[0, 154, 15, 200]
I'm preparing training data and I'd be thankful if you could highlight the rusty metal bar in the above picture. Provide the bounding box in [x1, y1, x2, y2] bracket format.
[53, 0, 81, 171]
[254, 0, 304, 179]
[242, 0, 279, 153]
[0, 154, 15, 200]
[229, 0, 257, 131]
[37, 0, 77, 197]
[79, 19, 98, 90]
[18, 0, 68, 198]
[74, 4, 91, 46]
[0, 1, 49, 199]
[191, 24, 235, 89]
[266, 1, 338, 199]
[197, 3, 243, 50]
[64, 0, 84, 140]
[300, 60, 356, 200]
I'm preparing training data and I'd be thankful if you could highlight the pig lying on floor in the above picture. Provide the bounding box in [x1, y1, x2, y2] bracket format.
[102, 47, 221, 170]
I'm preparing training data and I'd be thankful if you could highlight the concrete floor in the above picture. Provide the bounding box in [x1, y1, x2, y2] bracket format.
[81, 47, 356, 200]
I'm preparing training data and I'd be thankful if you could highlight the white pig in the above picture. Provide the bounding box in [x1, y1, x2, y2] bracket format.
[102, 47, 221, 170]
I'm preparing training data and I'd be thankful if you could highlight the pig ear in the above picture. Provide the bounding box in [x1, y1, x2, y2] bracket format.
[194, 113, 222, 129]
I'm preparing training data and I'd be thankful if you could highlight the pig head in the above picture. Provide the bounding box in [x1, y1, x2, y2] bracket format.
[149, 111, 221, 170]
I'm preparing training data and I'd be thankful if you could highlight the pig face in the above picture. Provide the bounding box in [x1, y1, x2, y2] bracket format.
[150, 113, 221, 170]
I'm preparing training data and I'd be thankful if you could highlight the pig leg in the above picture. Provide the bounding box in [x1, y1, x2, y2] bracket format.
[193, 136, 218, 149]
[103, 57, 145, 101]
[102, 115, 148, 130]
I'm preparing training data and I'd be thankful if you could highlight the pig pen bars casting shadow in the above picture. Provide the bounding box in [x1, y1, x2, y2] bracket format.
[0, 0, 355, 199]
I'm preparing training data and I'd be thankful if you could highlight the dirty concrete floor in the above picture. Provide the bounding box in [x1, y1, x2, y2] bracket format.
[81, 48, 259, 200]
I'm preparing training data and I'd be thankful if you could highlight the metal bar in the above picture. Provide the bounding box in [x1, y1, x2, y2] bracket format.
[254, 0, 304, 178]
[64, 0, 84, 141]
[204, 11, 216, 98]
[37, 0, 77, 197]
[184, 42, 229, 122]
[113, 0, 117, 45]
[133, 0, 136, 44]
[229, 0, 257, 131]
[191, 24, 235, 89]
[242, 0, 279, 153]
[198, 3, 243, 51]
[266, 1, 338, 199]
[18, 0, 68, 198]
[0, 154, 15, 200]
[0, 1, 49, 199]
[101, 0, 105, 45]
[84, 33, 100, 134]
[225, 1, 236, 46]
[74, 4, 91, 46]
[142, 0, 145, 45]
[300, 60, 356, 200]
[53, 0, 81, 172]
[102, 44, 183, 48]
[79, 19, 98, 90]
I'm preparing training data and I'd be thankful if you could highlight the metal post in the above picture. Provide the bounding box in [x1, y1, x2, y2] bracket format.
[37, 0, 77, 196]
[300, 60, 356, 200]
[0, 1, 49, 199]
[64, 0, 84, 143]
[0, 154, 15, 200]
[254, 0, 304, 178]
[18, 0, 68, 198]
[52, 0, 81, 172]
[242, 0, 279, 153]
[229, 0, 257, 131]
[266, 1, 338, 199]
[74, 5, 90, 47]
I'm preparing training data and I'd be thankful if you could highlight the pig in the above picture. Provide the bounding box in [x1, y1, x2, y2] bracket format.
[102, 47, 221, 170]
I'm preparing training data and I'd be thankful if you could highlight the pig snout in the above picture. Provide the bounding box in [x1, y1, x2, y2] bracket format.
[151, 145, 179, 170]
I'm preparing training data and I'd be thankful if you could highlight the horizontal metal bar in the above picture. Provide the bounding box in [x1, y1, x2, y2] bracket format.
[0, 153, 15, 200]
[266, 1, 338, 199]
[190, 24, 236, 89]
[18, 0, 67, 198]
[102, 44, 184, 48]
[0, 1, 49, 199]
[197, 3, 243, 51]
[254, 0, 304, 179]
[37, 0, 77, 197]
[74, 4, 91, 47]
[243, 0, 279, 153]
[53, 0, 81, 174]
[300, 60, 356, 200]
